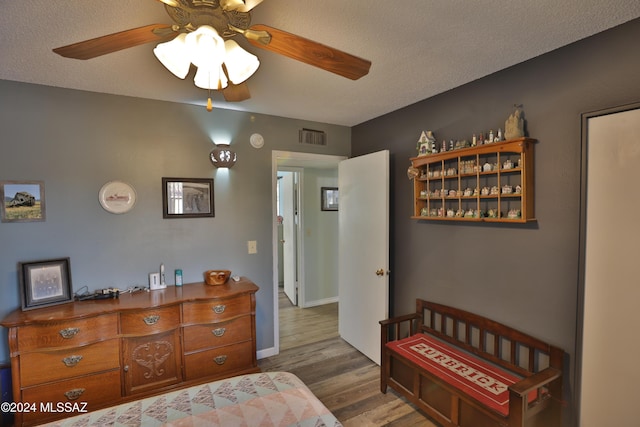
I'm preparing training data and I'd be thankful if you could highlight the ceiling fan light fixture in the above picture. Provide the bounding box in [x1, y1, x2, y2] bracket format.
[194, 66, 229, 90]
[224, 40, 260, 84]
[153, 33, 190, 79]
[185, 25, 226, 70]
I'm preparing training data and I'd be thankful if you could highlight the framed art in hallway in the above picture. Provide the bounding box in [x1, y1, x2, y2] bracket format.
[321, 187, 339, 211]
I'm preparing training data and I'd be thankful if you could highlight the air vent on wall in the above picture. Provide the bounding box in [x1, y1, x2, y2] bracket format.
[299, 128, 327, 146]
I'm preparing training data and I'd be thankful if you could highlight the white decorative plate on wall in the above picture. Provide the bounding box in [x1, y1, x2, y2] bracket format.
[98, 181, 136, 214]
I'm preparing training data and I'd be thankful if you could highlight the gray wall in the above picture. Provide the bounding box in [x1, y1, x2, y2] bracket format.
[352, 17, 640, 425]
[302, 168, 339, 306]
[0, 81, 351, 362]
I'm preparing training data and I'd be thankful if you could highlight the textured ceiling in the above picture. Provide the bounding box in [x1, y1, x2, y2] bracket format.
[1, 1, 639, 126]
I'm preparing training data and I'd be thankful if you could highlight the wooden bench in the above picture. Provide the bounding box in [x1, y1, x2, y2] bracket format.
[380, 299, 563, 427]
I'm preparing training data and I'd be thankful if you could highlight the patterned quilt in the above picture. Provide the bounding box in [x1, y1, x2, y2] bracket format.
[40, 372, 342, 427]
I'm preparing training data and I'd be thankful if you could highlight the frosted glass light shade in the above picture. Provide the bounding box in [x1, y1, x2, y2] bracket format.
[153, 33, 190, 79]
[185, 25, 225, 70]
[224, 40, 260, 84]
[194, 66, 228, 90]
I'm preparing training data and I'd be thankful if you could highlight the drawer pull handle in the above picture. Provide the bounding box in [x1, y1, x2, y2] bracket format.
[62, 355, 83, 367]
[64, 388, 85, 401]
[212, 327, 226, 337]
[59, 327, 79, 339]
[214, 355, 227, 365]
[143, 315, 160, 325]
[212, 305, 226, 314]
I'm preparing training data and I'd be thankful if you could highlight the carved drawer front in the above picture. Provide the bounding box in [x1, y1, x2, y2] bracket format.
[182, 295, 251, 324]
[20, 339, 120, 387]
[184, 341, 254, 381]
[183, 315, 252, 353]
[120, 306, 180, 335]
[17, 314, 118, 351]
[21, 369, 121, 425]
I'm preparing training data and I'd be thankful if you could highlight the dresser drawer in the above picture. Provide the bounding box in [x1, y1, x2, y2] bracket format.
[21, 369, 121, 424]
[120, 306, 180, 335]
[17, 314, 118, 351]
[183, 315, 252, 353]
[183, 295, 252, 324]
[184, 341, 255, 380]
[20, 339, 120, 387]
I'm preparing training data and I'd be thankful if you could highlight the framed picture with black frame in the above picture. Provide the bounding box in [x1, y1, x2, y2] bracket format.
[321, 187, 339, 211]
[162, 177, 215, 219]
[18, 258, 73, 311]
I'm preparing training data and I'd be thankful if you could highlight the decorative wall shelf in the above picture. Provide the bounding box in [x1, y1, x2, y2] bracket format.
[410, 138, 536, 223]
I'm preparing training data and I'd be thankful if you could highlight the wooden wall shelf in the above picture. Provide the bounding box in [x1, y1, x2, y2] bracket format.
[410, 138, 536, 223]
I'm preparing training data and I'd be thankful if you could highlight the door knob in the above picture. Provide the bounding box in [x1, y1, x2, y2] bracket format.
[376, 269, 384, 276]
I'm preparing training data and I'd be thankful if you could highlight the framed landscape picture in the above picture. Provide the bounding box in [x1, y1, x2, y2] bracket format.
[0, 180, 46, 223]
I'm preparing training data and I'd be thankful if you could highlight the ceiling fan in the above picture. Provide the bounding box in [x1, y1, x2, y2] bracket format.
[52, 0, 372, 105]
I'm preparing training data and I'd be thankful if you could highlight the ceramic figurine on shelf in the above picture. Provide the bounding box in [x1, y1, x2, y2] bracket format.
[441, 140, 447, 153]
[421, 207, 428, 216]
[455, 209, 464, 217]
[417, 131, 431, 156]
[497, 128, 504, 141]
[515, 184, 522, 194]
[489, 130, 494, 142]
[507, 209, 521, 219]
[505, 105, 525, 139]
[447, 208, 455, 217]
[472, 134, 477, 146]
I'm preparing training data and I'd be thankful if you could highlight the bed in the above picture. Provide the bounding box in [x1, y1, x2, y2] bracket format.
[39, 372, 342, 427]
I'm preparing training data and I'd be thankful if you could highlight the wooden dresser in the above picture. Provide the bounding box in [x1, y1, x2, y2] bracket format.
[1, 279, 259, 426]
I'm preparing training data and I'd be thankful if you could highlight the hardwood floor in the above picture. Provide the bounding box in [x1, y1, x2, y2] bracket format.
[258, 291, 438, 426]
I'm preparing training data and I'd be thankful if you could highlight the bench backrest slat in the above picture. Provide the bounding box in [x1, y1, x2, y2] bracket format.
[417, 299, 563, 377]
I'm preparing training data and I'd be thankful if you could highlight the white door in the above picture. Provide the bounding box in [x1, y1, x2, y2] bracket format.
[281, 173, 297, 305]
[338, 150, 389, 365]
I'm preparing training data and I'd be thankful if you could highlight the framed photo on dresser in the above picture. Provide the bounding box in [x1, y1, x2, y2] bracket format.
[18, 257, 73, 311]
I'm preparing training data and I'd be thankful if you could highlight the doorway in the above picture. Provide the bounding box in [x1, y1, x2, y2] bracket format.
[271, 151, 346, 355]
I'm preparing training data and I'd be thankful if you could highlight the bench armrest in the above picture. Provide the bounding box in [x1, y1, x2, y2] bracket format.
[379, 313, 421, 326]
[509, 367, 562, 397]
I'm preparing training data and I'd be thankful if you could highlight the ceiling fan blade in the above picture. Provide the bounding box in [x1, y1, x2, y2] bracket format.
[244, 24, 371, 80]
[53, 24, 176, 60]
[223, 82, 251, 102]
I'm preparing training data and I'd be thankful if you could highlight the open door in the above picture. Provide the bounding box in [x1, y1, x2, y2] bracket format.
[281, 172, 297, 306]
[338, 150, 389, 365]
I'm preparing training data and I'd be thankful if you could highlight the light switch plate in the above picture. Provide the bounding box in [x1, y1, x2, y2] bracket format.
[248, 240, 257, 254]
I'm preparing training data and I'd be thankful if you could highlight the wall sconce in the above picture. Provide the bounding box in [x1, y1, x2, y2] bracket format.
[210, 144, 237, 168]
